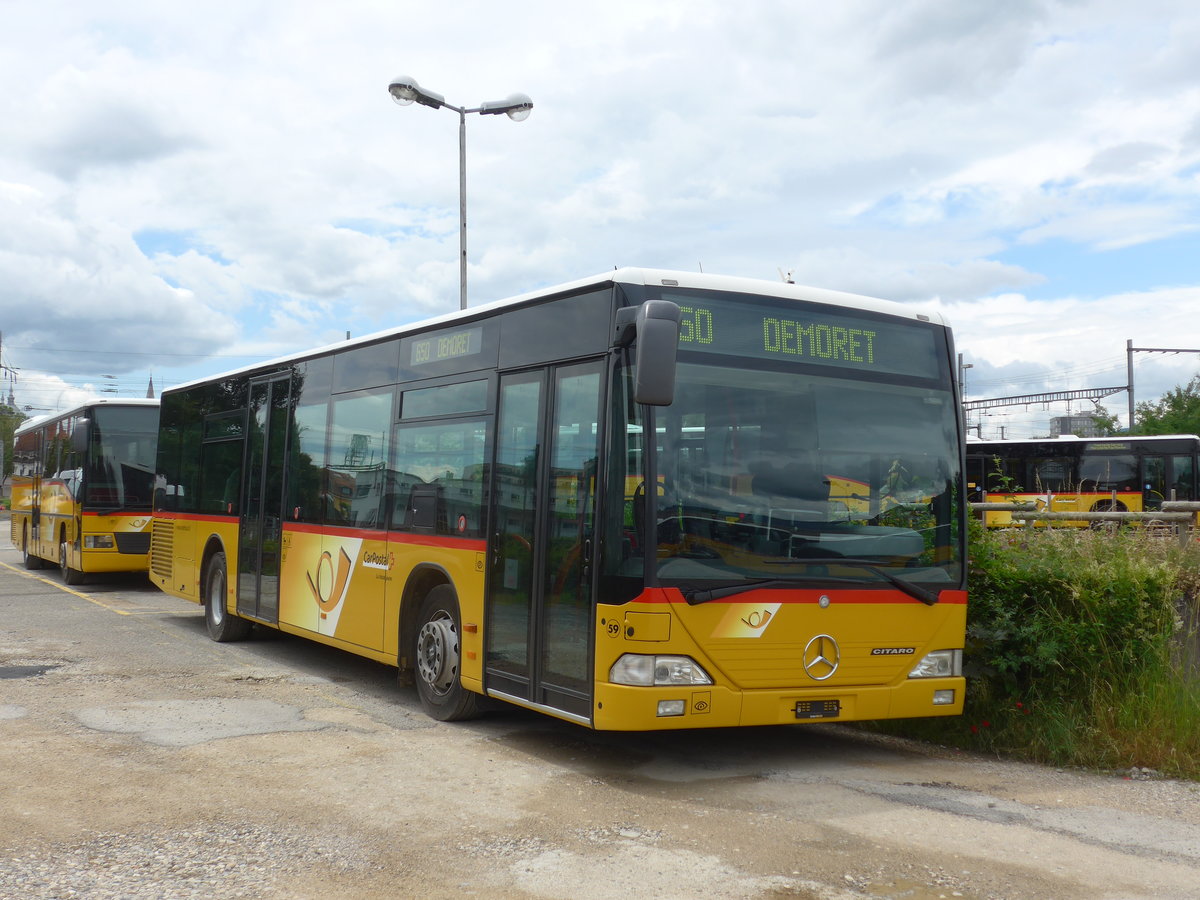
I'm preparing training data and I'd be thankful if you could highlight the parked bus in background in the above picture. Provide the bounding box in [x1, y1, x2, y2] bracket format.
[967, 434, 1200, 527]
[150, 268, 967, 730]
[10, 399, 159, 583]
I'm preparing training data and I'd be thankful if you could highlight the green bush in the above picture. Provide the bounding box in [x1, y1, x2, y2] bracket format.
[881, 522, 1200, 779]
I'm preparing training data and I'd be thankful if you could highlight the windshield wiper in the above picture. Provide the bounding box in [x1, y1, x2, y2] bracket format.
[764, 557, 941, 606]
[682, 579, 812, 605]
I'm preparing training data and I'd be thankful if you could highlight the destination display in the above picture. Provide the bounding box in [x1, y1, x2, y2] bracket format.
[404, 325, 485, 367]
[662, 291, 945, 379]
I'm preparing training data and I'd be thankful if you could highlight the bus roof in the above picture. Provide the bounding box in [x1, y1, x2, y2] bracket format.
[14, 397, 159, 437]
[165, 267, 950, 395]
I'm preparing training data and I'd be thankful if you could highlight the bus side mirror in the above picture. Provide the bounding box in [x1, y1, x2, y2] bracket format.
[72, 419, 91, 454]
[614, 300, 680, 406]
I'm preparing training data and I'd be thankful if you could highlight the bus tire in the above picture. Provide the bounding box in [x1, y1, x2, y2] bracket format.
[60, 540, 86, 586]
[413, 584, 480, 722]
[1089, 499, 1127, 530]
[203, 551, 252, 642]
[22, 528, 43, 570]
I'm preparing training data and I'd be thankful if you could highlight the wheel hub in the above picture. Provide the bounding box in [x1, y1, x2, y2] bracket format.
[416, 614, 459, 695]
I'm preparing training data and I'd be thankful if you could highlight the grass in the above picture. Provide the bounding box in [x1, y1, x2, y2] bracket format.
[879, 523, 1200, 780]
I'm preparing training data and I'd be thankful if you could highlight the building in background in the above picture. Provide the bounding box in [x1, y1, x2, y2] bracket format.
[1050, 415, 1104, 437]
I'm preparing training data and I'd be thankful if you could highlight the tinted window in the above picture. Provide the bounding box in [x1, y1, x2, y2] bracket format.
[85, 406, 159, 511]
[402, 380, 488, 420]
[199, 440, 243, 514]
[332, 340, 400, 394]
[327, 390, 393, 528]
[204, 412, 244, 440]
[498, 289, 612, 368]
[391, 419, 489, 537]
[289, 393, 329, 525]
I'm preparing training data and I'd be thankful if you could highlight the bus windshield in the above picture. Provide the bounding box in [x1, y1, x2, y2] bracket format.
[84, 406, 158, 511]
[630, 359, 962, 590]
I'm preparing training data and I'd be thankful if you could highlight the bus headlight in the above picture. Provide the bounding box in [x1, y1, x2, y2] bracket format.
[84, 535, 115, 549]
[610, 654, 713, 686]
[908, 649, 962, 679]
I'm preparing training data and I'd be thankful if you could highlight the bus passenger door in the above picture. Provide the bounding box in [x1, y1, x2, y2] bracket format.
[238, 374, 291, 624]
[1170, 455, 1196, 502]
[486, 361, 603, 722]
[1142, 455, 1167, 511]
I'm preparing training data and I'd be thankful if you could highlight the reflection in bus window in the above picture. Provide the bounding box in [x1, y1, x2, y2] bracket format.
[390, 419, 488, 536]
[618, 361, 961, 586]
[328, 391, 391, 527]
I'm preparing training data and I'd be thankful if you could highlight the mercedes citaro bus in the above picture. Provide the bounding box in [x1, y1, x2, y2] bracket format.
[149, 269, 966, 730]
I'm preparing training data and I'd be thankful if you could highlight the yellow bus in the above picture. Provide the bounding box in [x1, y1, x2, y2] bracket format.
[11, 399, 159, 584]
[150, 269, 966, 729]
[967, 434, 1200, 527]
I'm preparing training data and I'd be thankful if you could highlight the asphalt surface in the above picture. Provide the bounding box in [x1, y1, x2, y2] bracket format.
[2, 517, 1200, 899]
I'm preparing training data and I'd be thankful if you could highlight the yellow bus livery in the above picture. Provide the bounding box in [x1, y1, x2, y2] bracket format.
[11, 399, 158, 584]
[150, 269, 966, 730]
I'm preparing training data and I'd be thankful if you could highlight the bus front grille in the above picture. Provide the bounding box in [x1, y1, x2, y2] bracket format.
[115, 532, 152, 555]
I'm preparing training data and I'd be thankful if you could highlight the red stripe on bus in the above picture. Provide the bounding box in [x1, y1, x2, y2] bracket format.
[284, 521, 389, 540]
[150, 516, 487, 552]
[283, 522, 485, 552]
[627, 587, 968, 605]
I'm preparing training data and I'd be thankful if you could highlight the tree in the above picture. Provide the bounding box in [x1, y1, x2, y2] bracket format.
[1, 404, 29, 484]
[1133, 374, 1200, 435]
[1086, 405, 1122, 436]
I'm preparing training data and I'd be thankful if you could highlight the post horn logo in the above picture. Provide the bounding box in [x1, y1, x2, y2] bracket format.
[803, 634, 840, 681]
[307, 547, 352, 611]
[740, 609, 773, 629]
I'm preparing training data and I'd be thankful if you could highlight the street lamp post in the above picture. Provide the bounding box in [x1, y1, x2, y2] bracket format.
[388, 75, 532, 310]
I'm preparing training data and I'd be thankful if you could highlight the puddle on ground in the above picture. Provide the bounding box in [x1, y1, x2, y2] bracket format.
[0, 664, 61, 679]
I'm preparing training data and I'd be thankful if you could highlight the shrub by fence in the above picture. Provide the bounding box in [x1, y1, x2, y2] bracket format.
[880, 521, 1200, 779]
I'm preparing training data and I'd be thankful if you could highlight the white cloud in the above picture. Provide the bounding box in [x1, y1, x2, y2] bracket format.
[0, 0, 1197, 435]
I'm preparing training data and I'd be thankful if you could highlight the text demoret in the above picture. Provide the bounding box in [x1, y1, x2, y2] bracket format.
[409, 325, 484, 366]
[761, 317, 876, 365]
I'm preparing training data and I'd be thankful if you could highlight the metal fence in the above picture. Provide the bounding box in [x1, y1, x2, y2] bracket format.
[969, 501, 1200, 547]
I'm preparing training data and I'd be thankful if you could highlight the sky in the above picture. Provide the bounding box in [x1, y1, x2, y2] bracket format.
[2, 0, 1199, 439]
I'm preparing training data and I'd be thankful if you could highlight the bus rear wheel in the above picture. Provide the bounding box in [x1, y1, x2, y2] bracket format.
[413, 585, 479, 722]
[1089, 499, 1127, 531]
[60, 540, 85, 586]
[22, 528, 43, 570]
[203, 551, 252, 642]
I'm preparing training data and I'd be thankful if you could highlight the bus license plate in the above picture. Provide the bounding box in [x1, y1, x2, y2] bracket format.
[795, 699, 840, 719]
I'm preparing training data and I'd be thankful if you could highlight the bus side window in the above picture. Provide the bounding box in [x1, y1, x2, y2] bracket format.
[390, 419, 488, 537]
[199, 440, 243, 514]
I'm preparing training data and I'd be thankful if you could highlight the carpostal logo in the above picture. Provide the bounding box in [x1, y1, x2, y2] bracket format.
[871, 647, 916, 656]
[361, 550, 395, 571]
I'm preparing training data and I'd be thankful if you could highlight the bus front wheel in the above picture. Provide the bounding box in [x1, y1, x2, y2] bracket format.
[203, 552, 252, 642]
[60, 540, 85, 586]
[413, 585, 479, 722]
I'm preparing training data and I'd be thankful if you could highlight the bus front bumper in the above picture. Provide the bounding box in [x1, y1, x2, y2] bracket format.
[590, 677, 965, 731]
